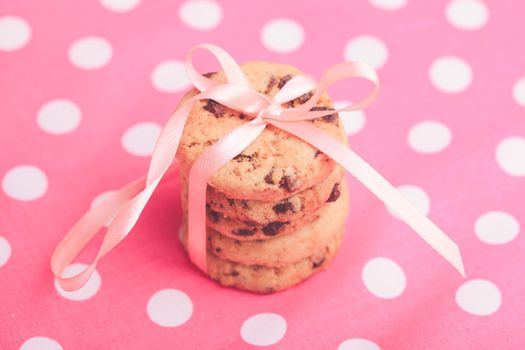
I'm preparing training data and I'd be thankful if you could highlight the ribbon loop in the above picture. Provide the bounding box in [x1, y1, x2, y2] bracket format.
[185, 44, 249, 91]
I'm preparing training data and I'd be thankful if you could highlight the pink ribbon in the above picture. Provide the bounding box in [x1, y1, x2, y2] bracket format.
[51, 44, 465, 291]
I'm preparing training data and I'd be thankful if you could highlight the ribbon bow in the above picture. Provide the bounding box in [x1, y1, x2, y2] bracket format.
[51, 44, 465, 291]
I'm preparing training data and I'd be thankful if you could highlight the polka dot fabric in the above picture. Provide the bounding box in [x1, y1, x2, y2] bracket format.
[1, 1, 524, 349]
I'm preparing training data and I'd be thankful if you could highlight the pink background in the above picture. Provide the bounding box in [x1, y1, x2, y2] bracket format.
[1, 0, 524, 349]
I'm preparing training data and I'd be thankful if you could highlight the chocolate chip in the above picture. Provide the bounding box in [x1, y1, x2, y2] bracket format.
[279, 175, 300, 192]
[326, 183, 341, 202]
[230, 271, 239, 277]
[203, 71, 216, 78]
[295, 91, 313, 105]
[206, 204, 220, 223]
[314, 150, 322, 158]
[272, 201, 294, 214]
[203, 99, 225, 118]
[234, 153, 253, 162]
[311, 106, 338, 122]
[265, 76, 278, 94]
[233, 228, 256, 237]
[215, 247, 222, 253]
[312, 257, 326, 269]
[262, 221, 289, 236]
[227, 198, 235, 206]
[278, 74, 294, 89]
[264, 170, 275, 185]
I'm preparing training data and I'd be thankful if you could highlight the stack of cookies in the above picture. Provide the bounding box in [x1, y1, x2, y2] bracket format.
[177, 62, 349, 293]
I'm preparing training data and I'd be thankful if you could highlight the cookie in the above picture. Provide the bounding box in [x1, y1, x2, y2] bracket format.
[180, 222, 344, 294]
[176, 61, 347, 201]
[180, 173, 347, 240]
[181, 162, 344, 225]
[182, 181, 348, 267]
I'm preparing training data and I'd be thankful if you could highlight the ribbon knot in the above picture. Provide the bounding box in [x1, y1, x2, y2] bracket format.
[257, 102, 283, 122]
[51, 43, 465, 292]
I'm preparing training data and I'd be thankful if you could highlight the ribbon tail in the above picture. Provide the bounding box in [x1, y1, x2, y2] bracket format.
[270, 120, 465, 277]
[187, 119, 267, 272]
[51, 102, 194, 291]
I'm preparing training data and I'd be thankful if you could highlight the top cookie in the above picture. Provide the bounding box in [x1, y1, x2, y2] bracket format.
[176, 61, 346, 201]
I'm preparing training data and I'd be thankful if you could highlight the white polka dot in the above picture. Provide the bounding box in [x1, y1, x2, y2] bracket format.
[2, 165, 48, 201]
[54, 263, 101, 301]
[334, 101, 366, 135]
[512, 77, 525, 107]
[147, 289, 193, 327]
[496, 136, 525, 177]
[446, 0, 489, 30]
[121, 122, 161, 156]
[344, 35, 388, 69]
[408, 120, 452, 154]
[475, 211, 519, 245]
[179, 0, 222, 30]
[20, 336, 63, 350]
[0, 236, 11, 268]
[338, 338, 381, 350]
[362, 257, 406, 299]
[241, 313, 287, 346]
[387, 185, 430, 219]
[429, 56, 472, 93]
[369, 0, 407, 11]
[91, 190, 117, 227]
[68, 36, 113, 70]
[261, 19, 304, 53]
[100, 0, 141, 12]
[151, 60, 191, 93]
[456, 279, 501, 316]
[37, 99, 82, 135]
[0, 16, 31, 52]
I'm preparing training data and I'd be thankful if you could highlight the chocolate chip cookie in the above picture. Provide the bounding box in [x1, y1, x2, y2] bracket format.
[193, 164, 344, 225]
[180, 173, 347, 240]
[179, 222, 345, 294]
[181, 181, 348, 267]
[176, 61, 346, 201]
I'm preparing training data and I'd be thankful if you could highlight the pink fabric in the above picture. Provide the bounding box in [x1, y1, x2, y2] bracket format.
[1, 0, 524, 349]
